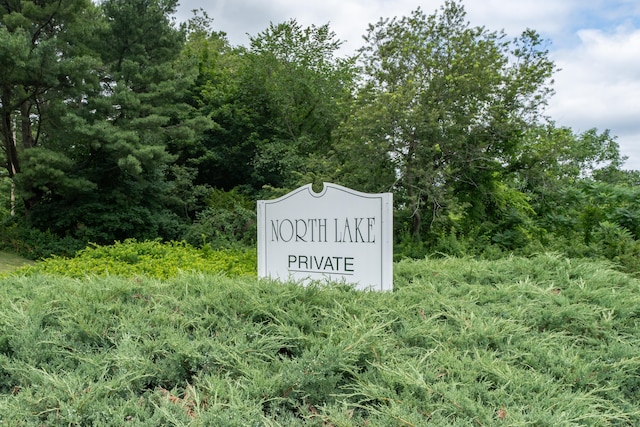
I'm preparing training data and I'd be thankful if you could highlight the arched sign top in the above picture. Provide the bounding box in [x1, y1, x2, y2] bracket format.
[257, 183, 393, 291]
[267, 182, 385, 200]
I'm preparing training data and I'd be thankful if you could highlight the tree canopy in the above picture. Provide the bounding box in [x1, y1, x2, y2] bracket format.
[1, 0, 637, 269]
[341, 2, 556, 241]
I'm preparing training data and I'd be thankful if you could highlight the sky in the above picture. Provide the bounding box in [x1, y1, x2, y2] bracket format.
[173, 0, 640, 171]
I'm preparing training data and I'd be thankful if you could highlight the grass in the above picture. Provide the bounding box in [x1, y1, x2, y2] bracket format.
[0, 252, 639, 425]
[0, 250, 34, 274]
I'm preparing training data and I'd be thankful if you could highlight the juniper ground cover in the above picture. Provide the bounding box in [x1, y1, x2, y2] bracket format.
[0, 245, 638, 425]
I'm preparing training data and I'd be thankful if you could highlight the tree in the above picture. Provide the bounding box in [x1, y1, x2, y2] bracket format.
[0, 0, 96, 212]
[190, 20, 355, 191]
[2, 0, 200, 242]
[511, 124, 635, 245]
[342, 0, 555, 244]
[167, 12, 250, 192]
[513, 125, 624, 189]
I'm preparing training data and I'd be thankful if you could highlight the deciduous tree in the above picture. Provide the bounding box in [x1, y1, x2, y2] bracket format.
[236, 20, 356, 192]
[345, 1, 555, 243]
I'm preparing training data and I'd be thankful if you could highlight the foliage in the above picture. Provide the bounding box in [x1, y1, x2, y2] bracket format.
[182, 187, 257, 249]
[344, 0, 555, 243]
[514, 125, 625, 189]
[0, 0, 92, 200]
[177, 17, 357, 194]
[1, 254, 639, 425]
[2, 0, 640, 272]
[1, 0, 202, 244]
[0, 176, 12, 219]
[245, 20, 357, 191]
[591, 222, 640, 274]
[0, 218, 85, 260]
[515, 172, 640, 274]
[14, 239, 256, 279]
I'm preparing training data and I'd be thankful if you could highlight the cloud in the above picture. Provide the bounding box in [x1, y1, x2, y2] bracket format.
[547, 23, 640, 168]
[176, 0, 454, 54]
[464, 0, 577, 36]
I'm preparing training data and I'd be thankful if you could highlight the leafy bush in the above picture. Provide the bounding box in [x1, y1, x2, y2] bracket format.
[16, 239, 256, 279]
[1, 254, 639, 425]
[182, 188, 256, 249]
[592, 221, 640, 274]
[0, 218, 85, 260]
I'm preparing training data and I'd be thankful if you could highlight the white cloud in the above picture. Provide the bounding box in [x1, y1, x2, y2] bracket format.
[464, 0, 578, 36]
[548, 24, 640, 169]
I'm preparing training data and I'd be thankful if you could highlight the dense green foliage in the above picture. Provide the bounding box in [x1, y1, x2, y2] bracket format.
[1, 254, 639, 425]
[348, 4, 555, 241]
[1, 0, 639, 270]
[0, 218, 86, 259]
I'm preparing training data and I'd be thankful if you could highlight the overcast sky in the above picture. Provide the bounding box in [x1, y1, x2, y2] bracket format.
[173, 0, 640, 171]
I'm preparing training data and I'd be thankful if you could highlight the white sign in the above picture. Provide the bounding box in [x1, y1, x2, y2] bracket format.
[257, 183, 393, 291]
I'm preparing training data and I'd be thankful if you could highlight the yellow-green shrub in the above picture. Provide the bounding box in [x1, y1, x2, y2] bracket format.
[16, 239, 256, 279]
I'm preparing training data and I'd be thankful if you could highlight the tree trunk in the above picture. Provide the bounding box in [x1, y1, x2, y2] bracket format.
[20, 101, 35, 149]
[405, 136, 422, 239]
[1, 110, 20, 178]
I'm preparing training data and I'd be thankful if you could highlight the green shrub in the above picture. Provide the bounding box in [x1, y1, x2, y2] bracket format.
[0, 218, 85, 259]
[182, 188, 256, 249]
[0, 176, 11, 220]
[1, 254, 639, 425]
[17, 239, 257, 279]
[593, 221, 640, 274]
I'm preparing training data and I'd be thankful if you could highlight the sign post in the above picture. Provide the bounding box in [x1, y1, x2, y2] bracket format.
[257, 183, 393, 291]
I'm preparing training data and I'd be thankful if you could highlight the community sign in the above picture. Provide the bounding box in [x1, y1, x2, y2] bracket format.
[257, 183, 393, 291]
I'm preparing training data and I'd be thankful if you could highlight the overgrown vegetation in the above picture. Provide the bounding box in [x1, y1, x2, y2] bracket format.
[1, 253, 639, 425]
[2, 1, 638, 423]
[0, 218, 86, 259]
[2, 0, 639, 271]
